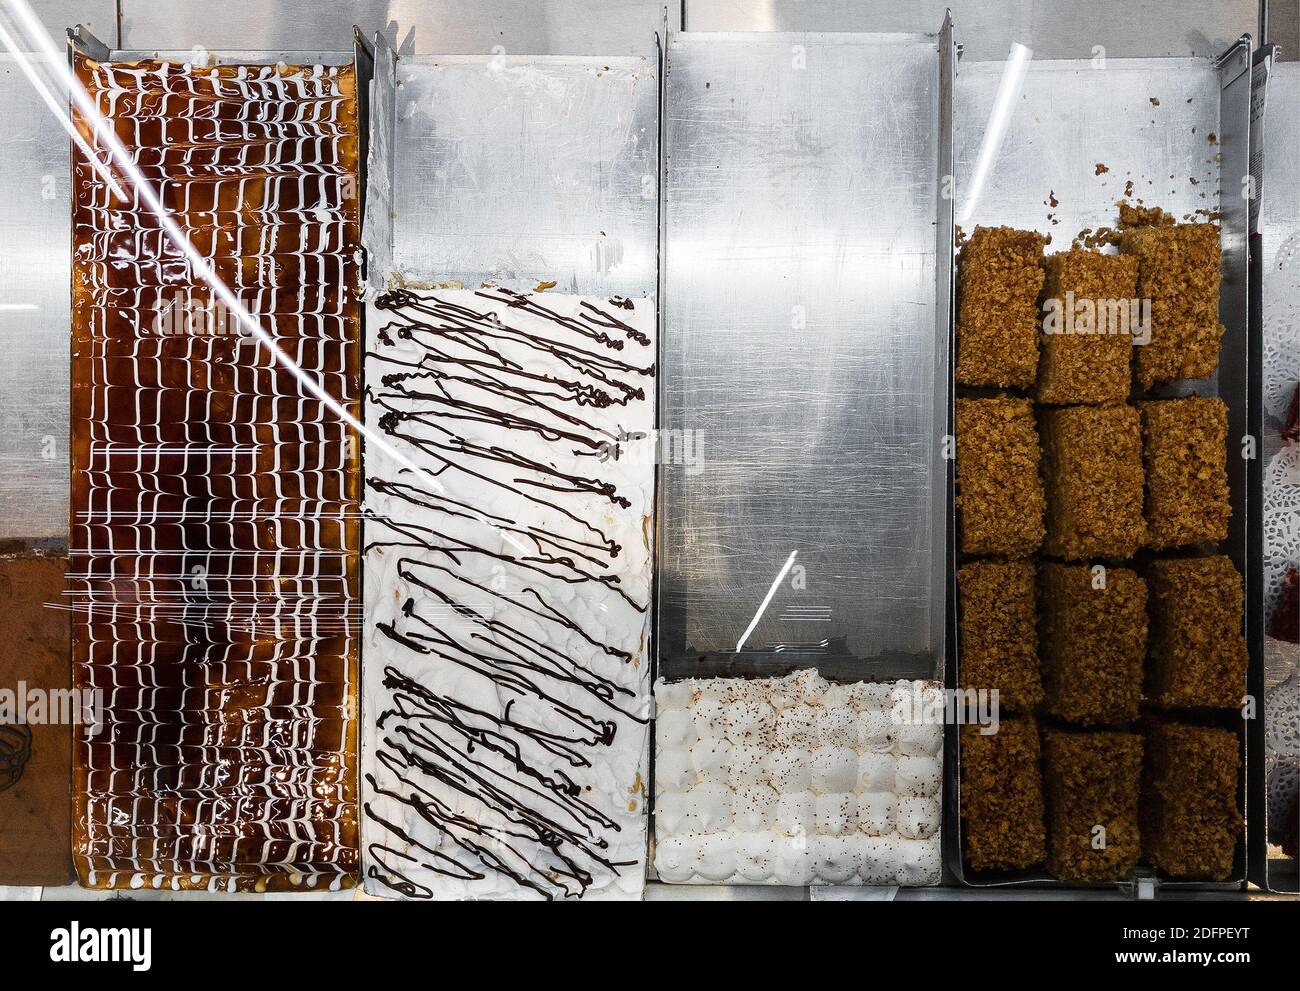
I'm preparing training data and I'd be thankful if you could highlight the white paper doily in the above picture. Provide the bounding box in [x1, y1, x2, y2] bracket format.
[1267, 673, 1300, 760]
[1265, 444, 1300, 620]
[1264, 230, 1300, 429]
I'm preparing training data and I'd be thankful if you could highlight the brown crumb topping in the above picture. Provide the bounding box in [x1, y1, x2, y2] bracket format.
[1141, 719, 1241, 880]
[956, 226, 1045, 388]
[956, 397, 1046, 557]
[1146, 555, 1247, 710]
[1139, 397, 1230, 549]
[962, 718, 1046, 871]
[1043, 728, 1142, 882]
[1040, 403, 1147, 560]
[1119, 223, 1223, 387]
[1037, 250, 1139, 405]
[958, 560, 1042, 712]
[1039, 563, 1147, 726]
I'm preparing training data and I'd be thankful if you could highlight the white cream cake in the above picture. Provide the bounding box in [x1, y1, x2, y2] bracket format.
[653, 670, 943, 886]
[361, 287, 655, 900]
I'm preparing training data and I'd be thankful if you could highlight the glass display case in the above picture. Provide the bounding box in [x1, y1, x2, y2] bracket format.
[0, 0, 1295, 905]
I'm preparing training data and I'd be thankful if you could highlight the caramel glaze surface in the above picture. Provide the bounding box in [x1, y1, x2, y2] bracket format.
[69, 54, 360, 891]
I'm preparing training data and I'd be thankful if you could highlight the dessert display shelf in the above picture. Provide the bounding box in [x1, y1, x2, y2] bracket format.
[652, 23, 954, 889]
[0, 8, 1284, 900]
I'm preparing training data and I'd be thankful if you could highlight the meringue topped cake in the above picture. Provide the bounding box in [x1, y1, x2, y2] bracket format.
[654, 670, 943, 886]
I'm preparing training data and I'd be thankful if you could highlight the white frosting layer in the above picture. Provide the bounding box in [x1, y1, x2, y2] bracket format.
[362, 289, 655, 900]
[654, 670, 943, 886]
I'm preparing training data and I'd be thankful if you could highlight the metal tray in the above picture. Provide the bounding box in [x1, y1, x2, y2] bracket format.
[360, 36, 660, 292]
[656, 22, 954, 686]
[0, 4, 112, 544]
[945, 36, 1262, 891]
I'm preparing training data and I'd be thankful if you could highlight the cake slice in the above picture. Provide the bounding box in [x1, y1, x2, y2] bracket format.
[1146, 556, 1248, 710]
[1040, 403, 1147, 560]
[1139, 397, 1230, 549]
[653, 672, 943, 887]
[1039, 563, 1147, 726]
[1142, 720, 1241, 880]
[1119, 223, 1224, 387]
[70, 55, 362, 892]
[956, 226, 1046, 388]
[961, 717, 1046, 872]
[1037, 249, 1138, 404]
[956, 397, 1045, 557]
[362, 288, 655, 900]
[957, 560, 1042, 712]
[1042, 729, 1142, 882]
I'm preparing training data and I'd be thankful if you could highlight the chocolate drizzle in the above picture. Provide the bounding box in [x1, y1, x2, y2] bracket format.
[363, 288, 655, 900]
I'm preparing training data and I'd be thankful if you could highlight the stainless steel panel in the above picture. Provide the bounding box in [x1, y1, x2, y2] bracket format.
[120, 0, 675, 56]
[1217, 36, 1260, 895]
[659, 32, 945, 678]
[362, 32, 396, 290]
[383, 53, 659, 294]
[25, 0, 115, 42]
[1268, 0, 1300, 59]
[956, 58, 1222, 236]
[0, 52, 73, 540]
[684, 0, 1257, 62]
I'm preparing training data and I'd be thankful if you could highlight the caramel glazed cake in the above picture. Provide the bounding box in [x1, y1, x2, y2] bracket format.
[69, 55, 362, 890]
[361, 288, 656, 900]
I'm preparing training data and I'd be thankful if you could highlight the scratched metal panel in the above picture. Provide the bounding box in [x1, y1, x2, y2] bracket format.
[119, 0, 673, 56]
[955, 58, 1222, 236]
[0, 7, 113, 542]
[683, 0, 1256, 62]
[385, 53, 659, 294]
[658, 32, 945, 680]
[25, 1, 116, 42]
[0, 53, 76, 541]
[362, 33, 395, 290]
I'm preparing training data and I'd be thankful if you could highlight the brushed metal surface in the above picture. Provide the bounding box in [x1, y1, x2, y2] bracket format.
[362, 32, 396, 291]
[955, 58, 1222, 237]
[684, 0, 1258, 62]
[119, 0, 674, 55]
[25, 0, 115, 42]
[0, 53, 74, 540]
[383, 53, 660, 294]
[658, 32, 945, 677]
